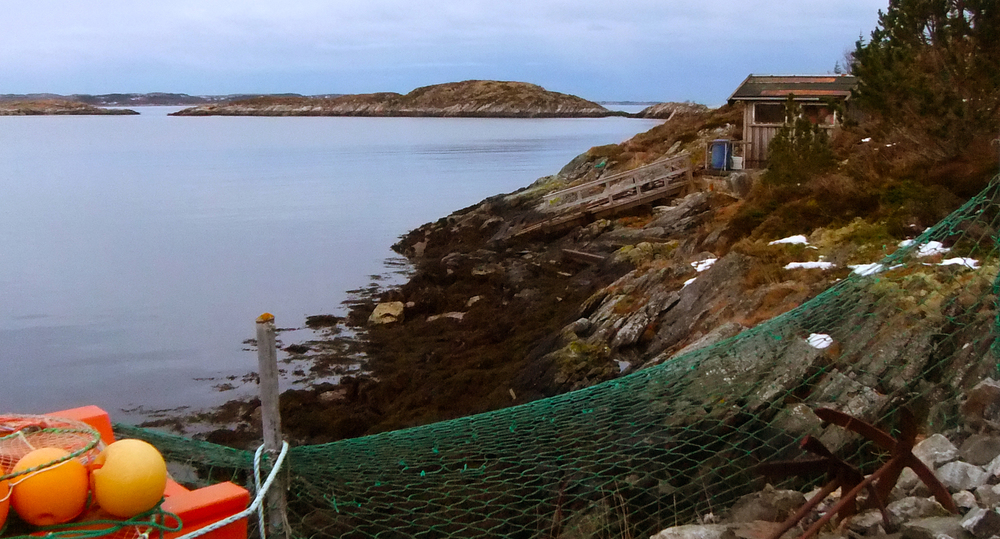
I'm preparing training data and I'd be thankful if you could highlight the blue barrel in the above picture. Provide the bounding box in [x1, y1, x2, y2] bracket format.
[710, 139, 731, 170]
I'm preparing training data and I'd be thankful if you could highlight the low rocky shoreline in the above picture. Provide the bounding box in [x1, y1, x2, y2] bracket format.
[0, 100, 138, 115]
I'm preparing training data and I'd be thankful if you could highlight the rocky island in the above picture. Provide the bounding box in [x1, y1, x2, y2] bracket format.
[0, 99, 138, 115]
[169, 80, 617, 118]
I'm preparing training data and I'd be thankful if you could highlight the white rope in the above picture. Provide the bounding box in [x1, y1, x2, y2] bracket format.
[173, 440, 289, 539]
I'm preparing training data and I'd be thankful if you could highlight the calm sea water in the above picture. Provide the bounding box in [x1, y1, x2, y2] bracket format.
[0, 107, 660, 421]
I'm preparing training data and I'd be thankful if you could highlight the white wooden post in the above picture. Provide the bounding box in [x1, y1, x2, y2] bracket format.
[256, 313, 289, 538]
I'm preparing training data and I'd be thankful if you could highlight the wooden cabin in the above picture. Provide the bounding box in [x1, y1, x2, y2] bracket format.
[727, 74, 858, 168]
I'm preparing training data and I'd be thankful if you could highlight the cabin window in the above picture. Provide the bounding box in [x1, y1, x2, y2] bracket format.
[802, 104, 835, 126]
[754, 102, 836, 126]
[753, 103, 785, 124]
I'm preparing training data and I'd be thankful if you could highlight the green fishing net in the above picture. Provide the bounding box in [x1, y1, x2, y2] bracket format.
[116, 175, 1000, 538]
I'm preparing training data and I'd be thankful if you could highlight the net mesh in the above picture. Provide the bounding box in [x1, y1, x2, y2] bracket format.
[0, 415, 102, 481]
[113, 175, 1000, 539]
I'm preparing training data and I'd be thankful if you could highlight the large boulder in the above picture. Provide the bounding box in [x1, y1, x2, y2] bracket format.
[368, 302, 405, 325]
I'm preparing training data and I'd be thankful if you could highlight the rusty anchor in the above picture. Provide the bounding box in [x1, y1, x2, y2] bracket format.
[756, 407, 958, 539]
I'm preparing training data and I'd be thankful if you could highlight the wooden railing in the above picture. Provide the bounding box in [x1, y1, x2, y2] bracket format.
[509, 153, 694, 239]
[542, 152, 693, 214]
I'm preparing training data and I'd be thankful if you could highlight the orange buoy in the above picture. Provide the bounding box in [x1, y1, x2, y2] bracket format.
[0, 479, 11, 530]
[11, 448, 89, 526]
[91, 440, 167, 518]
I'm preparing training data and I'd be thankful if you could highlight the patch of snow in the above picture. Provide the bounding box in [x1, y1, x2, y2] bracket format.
[851, 262, 905, 275]
[616, 360, 632, 373]
[850, 263, 885, 276]
[691, 258, 717, 272]
[861, 137, 872, 143]
[785, 261, 835, 270]
[769, 235, 809, 246]
[682, 277, 697, 288]
[916, 241, 950, 257]
[899, 239, 915, 247]
[940, 257, 979, 269]
[807, 333, 833, 349]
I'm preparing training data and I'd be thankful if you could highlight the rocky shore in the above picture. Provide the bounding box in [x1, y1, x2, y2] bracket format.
[172, 99, 997, 490]
[176, 104, 822, 444]
[652, 380, 1000, 539]
[170, 80, 617, 118]
[0, 100, 139, 115]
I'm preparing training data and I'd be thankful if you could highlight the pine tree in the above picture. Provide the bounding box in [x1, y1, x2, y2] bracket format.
[764, 96, 836, 186]
[852, 0, 1000, 152]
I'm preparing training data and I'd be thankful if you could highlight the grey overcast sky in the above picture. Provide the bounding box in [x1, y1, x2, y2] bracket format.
[1, 1, 887, 104]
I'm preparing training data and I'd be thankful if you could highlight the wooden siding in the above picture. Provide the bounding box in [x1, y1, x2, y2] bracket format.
[741, 102, 839, 168]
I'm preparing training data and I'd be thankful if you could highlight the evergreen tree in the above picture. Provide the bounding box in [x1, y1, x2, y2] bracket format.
[764, 96, 836, 186]
[852, 0, 1000, 152]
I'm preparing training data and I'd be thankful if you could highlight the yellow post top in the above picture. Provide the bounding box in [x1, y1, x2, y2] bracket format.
[256, 312, 275, 323]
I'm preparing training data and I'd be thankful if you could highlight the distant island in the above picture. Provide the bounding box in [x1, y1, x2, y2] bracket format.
[170, 81, 620, 118]
[0, 99, 138, 115]
[0, 85, 688, 118]
[0, 92, 300, 107]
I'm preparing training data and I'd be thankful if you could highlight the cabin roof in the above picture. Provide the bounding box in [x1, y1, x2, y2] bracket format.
[727, 75, 858, 104]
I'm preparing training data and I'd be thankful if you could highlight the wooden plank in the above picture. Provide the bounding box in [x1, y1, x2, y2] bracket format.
[562, 249, 606, 264]
[543, 152, 691, 211]
[593, 184, 686, 219]
[516, 153, 694, 239]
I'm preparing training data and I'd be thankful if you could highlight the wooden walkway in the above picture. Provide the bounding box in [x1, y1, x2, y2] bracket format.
[515, 153, 693, 238]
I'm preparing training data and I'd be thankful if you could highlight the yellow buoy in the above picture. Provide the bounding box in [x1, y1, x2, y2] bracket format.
[91, 439, 167, 518]
[11, 447, 89, 526]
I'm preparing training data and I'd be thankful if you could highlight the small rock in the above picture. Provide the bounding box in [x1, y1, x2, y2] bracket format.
[901, 516, 971, 539]
[514, 288, 541, 300]
[318, 388, 349, 404]
[472, 262, 503, 276]
[849, 510, 885, 535]
[983, 452, 1000, 478]
[937, 461, 989, 491]
[961, 507, 1000, 538]
[727, 172, 753, 198]
[962, 379, 1000, 428]
[914, 434, 960, 467]
[441, 252, 466, 267]
[650, 524, 730, 539]
[724, 485, 805, 523]
[369, 301, 405, 325]
[480, 216, 504, 230]
[427, 312, 465, 323]
[954, 491, 979, 511]
[730, 521, 783, 539]
[975, 484, 1000, 507]
[771, 404, 824, 439]
[888, 497, 950, 522]
[895, 468, 922, 494]
[960, 435, 1000, 466]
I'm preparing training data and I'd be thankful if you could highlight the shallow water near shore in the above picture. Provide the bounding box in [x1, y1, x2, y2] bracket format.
[0, 106, 661, 422]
